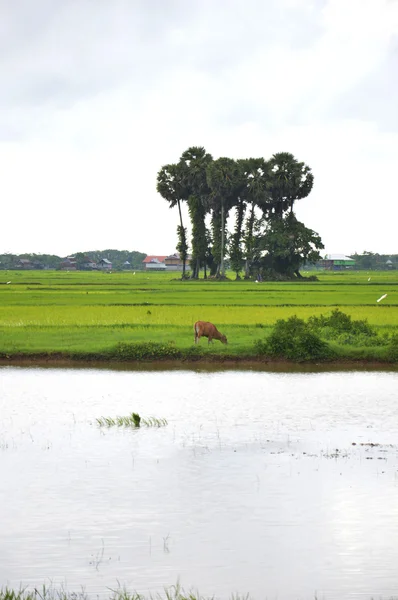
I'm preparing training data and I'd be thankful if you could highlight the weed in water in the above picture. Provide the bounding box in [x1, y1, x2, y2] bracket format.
[96, 412, 167, 428]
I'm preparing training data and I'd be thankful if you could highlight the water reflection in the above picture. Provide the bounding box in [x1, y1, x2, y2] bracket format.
[0, 367, 398, 600]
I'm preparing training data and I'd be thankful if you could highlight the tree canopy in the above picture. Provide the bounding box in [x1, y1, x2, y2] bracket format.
[156, 147, 322, 280]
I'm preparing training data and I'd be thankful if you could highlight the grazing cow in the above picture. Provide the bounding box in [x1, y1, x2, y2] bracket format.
[194, 321, 227, 345]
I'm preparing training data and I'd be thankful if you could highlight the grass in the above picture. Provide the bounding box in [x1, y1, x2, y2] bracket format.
[96, 412, 168, 427]
[0, 585, 396, 600]
[0, 269, 397, 363]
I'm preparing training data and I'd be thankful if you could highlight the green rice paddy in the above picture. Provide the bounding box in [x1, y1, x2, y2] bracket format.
[0, 269, 397, 361]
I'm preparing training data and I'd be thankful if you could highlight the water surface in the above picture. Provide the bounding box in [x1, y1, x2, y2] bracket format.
[1, 366, 398, 599]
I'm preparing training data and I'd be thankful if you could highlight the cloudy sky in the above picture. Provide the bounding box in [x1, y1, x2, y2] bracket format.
[1, 0, 397, 257]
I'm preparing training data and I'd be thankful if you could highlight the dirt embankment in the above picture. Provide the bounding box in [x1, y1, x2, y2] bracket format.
[0, 353, 397, 372]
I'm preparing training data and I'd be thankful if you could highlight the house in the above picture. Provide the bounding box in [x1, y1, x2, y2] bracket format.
[319, 254, 356, 270]
[164, 252, 192, 271]
[143, 255, 167, 271]
[79, 256, 97, 270]
[123, 260, 131, 270]
[15, 258, 34, 270]
[59, 256, 77, 270]
[97, 258, 112, 270]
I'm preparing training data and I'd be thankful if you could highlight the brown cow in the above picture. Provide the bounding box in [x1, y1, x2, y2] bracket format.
[194, 321, 227, 345]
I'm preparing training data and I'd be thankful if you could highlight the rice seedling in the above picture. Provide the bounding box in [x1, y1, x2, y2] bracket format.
[96, 412, 167, 428]
[141, 416, 168, 427]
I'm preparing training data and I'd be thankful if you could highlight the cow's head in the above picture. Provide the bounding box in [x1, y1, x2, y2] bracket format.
[220, 334, 228, 345]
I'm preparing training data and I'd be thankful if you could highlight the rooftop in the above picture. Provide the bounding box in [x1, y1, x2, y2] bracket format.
[143, 255, 167, 263]
[324, 254, 355, 261]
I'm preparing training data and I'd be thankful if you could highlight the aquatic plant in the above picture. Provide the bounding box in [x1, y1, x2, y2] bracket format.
[96, 412, 167, 428]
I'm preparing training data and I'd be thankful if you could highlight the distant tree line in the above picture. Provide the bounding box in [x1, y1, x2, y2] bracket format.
[157, 146, 323, 280]
[350, 252, 398, 270]
[74, 250, 146, 270]
[0, 250, 146, 270]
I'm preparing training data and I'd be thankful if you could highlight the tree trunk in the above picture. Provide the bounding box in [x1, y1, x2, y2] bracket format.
[177, 200, 186, 278]
[230, 197, 246, 278]
[220, 200, 225, 277]
[188, 195, 207, 280]
[211, 210, 221, 276]
[244, 203, 255, 279]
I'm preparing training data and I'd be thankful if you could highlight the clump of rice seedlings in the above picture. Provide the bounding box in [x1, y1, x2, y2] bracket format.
[141, 416, 168, 427]
[96, 412, 167, 428]
[131, 412, 141, 427]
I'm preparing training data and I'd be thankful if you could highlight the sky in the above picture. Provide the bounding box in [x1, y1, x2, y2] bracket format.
[1, 0, 397, 258]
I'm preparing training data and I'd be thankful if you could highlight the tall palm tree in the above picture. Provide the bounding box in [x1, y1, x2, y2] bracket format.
[179, 147, 213, 279]
[241, 158, 271, 278]
[156, 163, 188, 277]
[206, 157, 241, 278]
[267, 152, 314, 217]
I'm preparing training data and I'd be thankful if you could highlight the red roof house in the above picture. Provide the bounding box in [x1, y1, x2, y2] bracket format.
[143, 255, 167, 270]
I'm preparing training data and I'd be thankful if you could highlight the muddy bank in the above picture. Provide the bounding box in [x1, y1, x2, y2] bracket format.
[1, 353, 397, 372]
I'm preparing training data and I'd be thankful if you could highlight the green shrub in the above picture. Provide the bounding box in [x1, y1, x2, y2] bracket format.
[387, 334, 398, 362]
[307, 308, 382, 346]
[110, 342, 182, 361]
[254, 339, 268, 354]
[256, 316, 332, 361]
[308, 309, 376, 337]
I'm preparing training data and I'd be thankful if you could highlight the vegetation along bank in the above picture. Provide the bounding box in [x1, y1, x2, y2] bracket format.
[0, 270, 397, 365]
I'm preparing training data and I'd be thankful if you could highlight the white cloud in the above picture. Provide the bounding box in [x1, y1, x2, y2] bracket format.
[0, 0, 397, 256]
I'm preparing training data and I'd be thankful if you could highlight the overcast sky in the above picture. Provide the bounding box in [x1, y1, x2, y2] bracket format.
[1, 0, 397, 257]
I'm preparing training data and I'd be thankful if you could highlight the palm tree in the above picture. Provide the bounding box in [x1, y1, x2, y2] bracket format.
[267, 152, 314, 217]
[241, 158, 271, 278]
[206, 157, 241, 278]
[179, 147, 213, 279]
[156, 163, 188, 277]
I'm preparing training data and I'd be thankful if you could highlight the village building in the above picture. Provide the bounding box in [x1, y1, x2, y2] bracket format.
[15, 258, 34, 270]
[142, 256, 167, 270]
[319, 254, 356, 270]
[97, 258, 112, 270]
[164, 253, 192, 271]
[143, 253, 192, 271]
[59, 256, 77, 270]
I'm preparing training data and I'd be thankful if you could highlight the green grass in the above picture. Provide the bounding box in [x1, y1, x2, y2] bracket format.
[0, 269, 397, 362]
[96, 412, 168, 427]
[0, 584, 396, 600]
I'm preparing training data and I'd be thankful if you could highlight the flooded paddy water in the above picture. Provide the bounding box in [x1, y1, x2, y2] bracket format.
[0, 365, 398, 600]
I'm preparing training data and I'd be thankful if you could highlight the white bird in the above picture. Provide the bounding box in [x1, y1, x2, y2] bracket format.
[368, 277, 371, 282]
[6, 281, 11, 284]
[377, 294, 388, 303]
[133, 272, 136, 275]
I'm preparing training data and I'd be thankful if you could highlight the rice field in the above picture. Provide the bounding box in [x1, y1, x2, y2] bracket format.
[0, 269, 397, 358]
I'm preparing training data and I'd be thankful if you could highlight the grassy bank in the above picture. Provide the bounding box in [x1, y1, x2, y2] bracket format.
[0, 585, 396, 600]
[0, 270, 397, 364]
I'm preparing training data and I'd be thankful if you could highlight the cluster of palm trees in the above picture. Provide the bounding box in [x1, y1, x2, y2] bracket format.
[156, 146, 319, 280]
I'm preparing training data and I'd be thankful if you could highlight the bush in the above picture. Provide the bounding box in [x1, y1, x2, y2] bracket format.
[387, 334, 398, 362]
[255, 316, 332, 361]
[110, 342, 182, 361]
[307, 309, 381, 346]
[308, 309, 376, 338]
